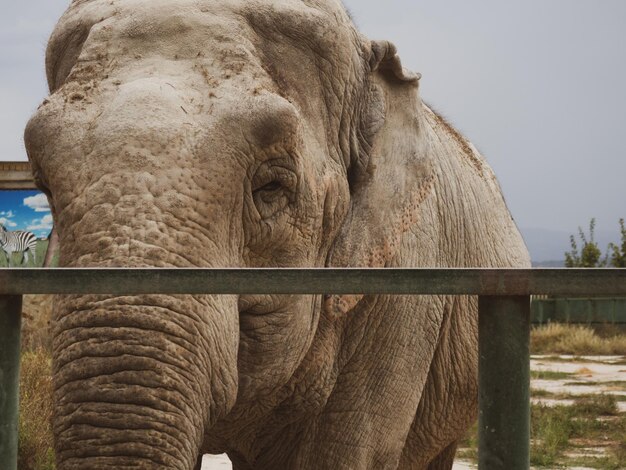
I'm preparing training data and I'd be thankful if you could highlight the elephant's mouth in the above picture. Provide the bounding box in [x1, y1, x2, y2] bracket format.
[238, 294, 291, 316]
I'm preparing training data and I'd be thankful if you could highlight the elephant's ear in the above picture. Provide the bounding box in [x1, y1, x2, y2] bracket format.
[324, 40, 435, 317]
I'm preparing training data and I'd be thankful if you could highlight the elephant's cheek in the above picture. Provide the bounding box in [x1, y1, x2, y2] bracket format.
[52, 294, 239, 470]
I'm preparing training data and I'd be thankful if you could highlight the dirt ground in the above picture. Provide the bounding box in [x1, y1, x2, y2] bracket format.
[455, 354, 626, 470]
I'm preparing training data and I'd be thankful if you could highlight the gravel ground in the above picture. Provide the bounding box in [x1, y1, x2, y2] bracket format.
[531, 355, 626, 412]
[202, 455, 478, 469]
[202, 455, 231, 469]
[202, 455, 479, 469]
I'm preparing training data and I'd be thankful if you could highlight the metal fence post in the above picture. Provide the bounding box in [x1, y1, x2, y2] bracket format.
[478, 295, 530, 470]
[0, 295, 22, 470]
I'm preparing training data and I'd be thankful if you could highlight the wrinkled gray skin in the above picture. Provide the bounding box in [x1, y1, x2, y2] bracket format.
[24, 0, 530, 468]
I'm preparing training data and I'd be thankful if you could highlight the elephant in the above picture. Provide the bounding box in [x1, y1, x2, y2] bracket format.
[24, 0, 530, 469]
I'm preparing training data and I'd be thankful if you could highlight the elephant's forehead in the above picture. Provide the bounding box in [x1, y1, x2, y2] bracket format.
[60, 0, 351, 42]
[51, 0, 359, 86]
[68, 0, 347, 14]
[55, 0, 254, 51]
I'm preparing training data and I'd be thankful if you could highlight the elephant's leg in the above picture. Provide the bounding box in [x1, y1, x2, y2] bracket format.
[399, 296, 478, 469]
[427, 441, 457, 470]
[229, 451, 254, 470]
[194, 454, 203, 470]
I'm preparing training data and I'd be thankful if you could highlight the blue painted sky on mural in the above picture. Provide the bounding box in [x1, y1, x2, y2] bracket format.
[0, 190, 52, 238]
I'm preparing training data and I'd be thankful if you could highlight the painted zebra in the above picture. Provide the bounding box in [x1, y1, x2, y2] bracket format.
[0, 225, 38, 267]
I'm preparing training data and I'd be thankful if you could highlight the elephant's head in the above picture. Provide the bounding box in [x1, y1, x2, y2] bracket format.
[24, 0, 433, 467]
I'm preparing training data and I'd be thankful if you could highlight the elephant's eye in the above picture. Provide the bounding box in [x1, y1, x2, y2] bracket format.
[251, 164, 297, 219]
[257, 181, 282, 194]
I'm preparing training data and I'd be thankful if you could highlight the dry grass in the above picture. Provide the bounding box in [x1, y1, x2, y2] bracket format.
[21, 295, 54, 351]
[531, 323, 626, 355]
[19, 348, 55, 470]
[18, 294, 55, 469]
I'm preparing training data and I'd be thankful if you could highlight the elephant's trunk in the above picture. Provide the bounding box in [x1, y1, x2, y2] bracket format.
[52, 293, 239, 469]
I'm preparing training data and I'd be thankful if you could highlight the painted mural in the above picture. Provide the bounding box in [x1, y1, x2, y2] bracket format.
[0, 189, 53, 267]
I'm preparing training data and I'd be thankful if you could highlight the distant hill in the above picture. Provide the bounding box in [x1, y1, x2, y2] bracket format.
[520, 227, 617, 265]
[532, 260, 565, 268]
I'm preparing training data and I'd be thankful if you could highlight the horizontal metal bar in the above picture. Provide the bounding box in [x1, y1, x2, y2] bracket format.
[0, 268, 624, 296]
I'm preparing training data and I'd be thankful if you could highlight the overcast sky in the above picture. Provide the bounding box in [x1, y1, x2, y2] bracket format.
[1, 1, 625, 255]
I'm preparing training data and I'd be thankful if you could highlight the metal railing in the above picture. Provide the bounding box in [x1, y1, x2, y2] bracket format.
[532, 297, 626, 324]
[1, 267, 625, 470]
